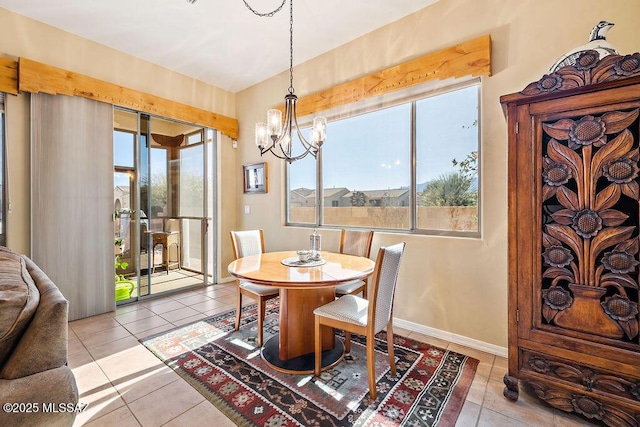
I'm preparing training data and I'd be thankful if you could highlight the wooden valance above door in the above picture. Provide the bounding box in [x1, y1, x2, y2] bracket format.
[0, 56, 239, 139]
[0, 57, 18, 95]
[18, 58, 239, 139]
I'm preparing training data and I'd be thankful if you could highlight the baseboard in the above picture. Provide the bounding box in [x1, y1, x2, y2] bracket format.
[394, 317, 508, 358]
[203, 282, 508, 358]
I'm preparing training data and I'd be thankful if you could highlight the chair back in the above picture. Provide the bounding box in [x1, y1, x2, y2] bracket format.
[368, 242, 406, 333]
[230, 229, 265, 259]
[340, 229, 374, 258]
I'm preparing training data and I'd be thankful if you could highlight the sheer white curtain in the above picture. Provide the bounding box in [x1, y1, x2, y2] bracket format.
[31, 93, 114, 320]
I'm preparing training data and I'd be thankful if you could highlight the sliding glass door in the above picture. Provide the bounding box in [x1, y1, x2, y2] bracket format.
[114, 109, 214, 303]
[178, 131, 206, 273]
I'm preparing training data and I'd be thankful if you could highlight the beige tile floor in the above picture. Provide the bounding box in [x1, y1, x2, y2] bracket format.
[68, 283, 598, 426]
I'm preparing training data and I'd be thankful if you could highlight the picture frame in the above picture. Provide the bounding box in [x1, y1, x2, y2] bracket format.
[243, 162, 268, 194]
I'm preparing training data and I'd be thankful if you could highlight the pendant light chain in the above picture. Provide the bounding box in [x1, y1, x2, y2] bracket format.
[242, 0, 286, 17]
[288, 0, 294, 94]
[242, 0, 327, 162]
[190, 0, 327, 162]
[242, 0, 294, 94]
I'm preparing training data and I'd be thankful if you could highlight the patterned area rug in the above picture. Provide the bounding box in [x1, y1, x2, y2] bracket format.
[141, 300, 478, 426]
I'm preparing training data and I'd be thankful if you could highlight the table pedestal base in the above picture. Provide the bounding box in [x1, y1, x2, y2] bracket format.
[261, 334, 344, 374]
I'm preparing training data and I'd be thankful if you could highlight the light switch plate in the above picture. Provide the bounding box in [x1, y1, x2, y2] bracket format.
[244, 205, 250, 214]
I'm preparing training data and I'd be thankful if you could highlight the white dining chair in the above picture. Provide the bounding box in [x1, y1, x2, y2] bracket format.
[313, 242, 406, 400]
[230, 229, 279, 346]
[334, 229, 374, 298]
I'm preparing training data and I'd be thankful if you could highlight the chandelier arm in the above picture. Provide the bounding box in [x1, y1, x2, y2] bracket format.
[272, 96, 294, 147]
[285, 149, 316, 162]
[294, 126, 316, 152]
[267, 114, 317, 162]
[292, 106, 317, 151]
[261, 146, 315, 163]
[259, 136, 275, 153]
[241, 0, 287, 17]
[272, 95, 314, 149]
[265, 141, 316, 162]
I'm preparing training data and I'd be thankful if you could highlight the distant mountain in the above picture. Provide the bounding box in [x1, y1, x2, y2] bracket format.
[294, 176, 479, 196]
[411, 176, 478, 193]
[468, 176, 478, 192]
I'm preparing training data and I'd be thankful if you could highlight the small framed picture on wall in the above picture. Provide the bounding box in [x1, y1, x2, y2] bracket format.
[243, 162, 268, 194]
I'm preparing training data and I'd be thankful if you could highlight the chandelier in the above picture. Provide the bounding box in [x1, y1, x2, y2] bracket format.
[247, 0, 327, 162]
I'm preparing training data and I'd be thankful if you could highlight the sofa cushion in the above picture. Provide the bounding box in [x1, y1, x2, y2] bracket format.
[0, 248, 40, 366]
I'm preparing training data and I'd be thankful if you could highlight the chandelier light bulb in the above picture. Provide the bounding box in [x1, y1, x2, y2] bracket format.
[267, 109, 282, 138]
[281, 133, 292, 157]
[255, 122, 268, 148]
[311, 116, 327, 147]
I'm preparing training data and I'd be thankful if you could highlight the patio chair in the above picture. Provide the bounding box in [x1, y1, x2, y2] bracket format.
[313, 242, 405, 400]
[334, 229, 374, 298]
[230, 229, 279, 346]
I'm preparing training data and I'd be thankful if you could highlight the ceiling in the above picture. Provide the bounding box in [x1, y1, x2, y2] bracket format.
[0, 0, 439, 93]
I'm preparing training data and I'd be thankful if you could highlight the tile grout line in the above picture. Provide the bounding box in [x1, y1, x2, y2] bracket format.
[69, 285, 236, 426]
[79, 312, 189, 426]
[76, 284, 557, 427]
[127, 297, 224, 426]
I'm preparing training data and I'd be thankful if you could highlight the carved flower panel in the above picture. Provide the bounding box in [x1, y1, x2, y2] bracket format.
[521, 53, 640, 96]
[529, 380, 640, 427]
[522, 351, 640, 403]
[539, 108, 640, 342]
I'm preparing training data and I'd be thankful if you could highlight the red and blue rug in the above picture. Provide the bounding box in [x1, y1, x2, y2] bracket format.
[141, 300, 478, 426]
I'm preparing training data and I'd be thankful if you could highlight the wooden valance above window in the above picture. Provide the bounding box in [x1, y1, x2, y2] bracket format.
[289, 34, 491, 118]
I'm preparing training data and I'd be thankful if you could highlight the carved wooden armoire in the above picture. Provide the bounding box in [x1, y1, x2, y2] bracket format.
[502, 51, 640, 426]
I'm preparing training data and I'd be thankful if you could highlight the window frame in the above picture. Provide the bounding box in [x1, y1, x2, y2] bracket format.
[185, 129, 204, 146]
[285, 78, 481, 238]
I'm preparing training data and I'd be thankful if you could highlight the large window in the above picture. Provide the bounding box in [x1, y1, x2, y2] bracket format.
[287, 81, 480, 235]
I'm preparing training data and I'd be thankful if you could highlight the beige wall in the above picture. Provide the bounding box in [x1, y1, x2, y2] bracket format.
[235, 0, 640, 349]
[0, 10, 235, 115]
[5, 93, 29, 254]
[0, 7, 238, 274]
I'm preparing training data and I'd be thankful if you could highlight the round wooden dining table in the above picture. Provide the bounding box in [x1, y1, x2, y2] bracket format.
[227, 250, 375, 374]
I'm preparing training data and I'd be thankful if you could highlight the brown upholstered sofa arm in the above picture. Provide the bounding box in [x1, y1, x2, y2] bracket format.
[0, 257, 69, 379]
[0, 366, 79, 427]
